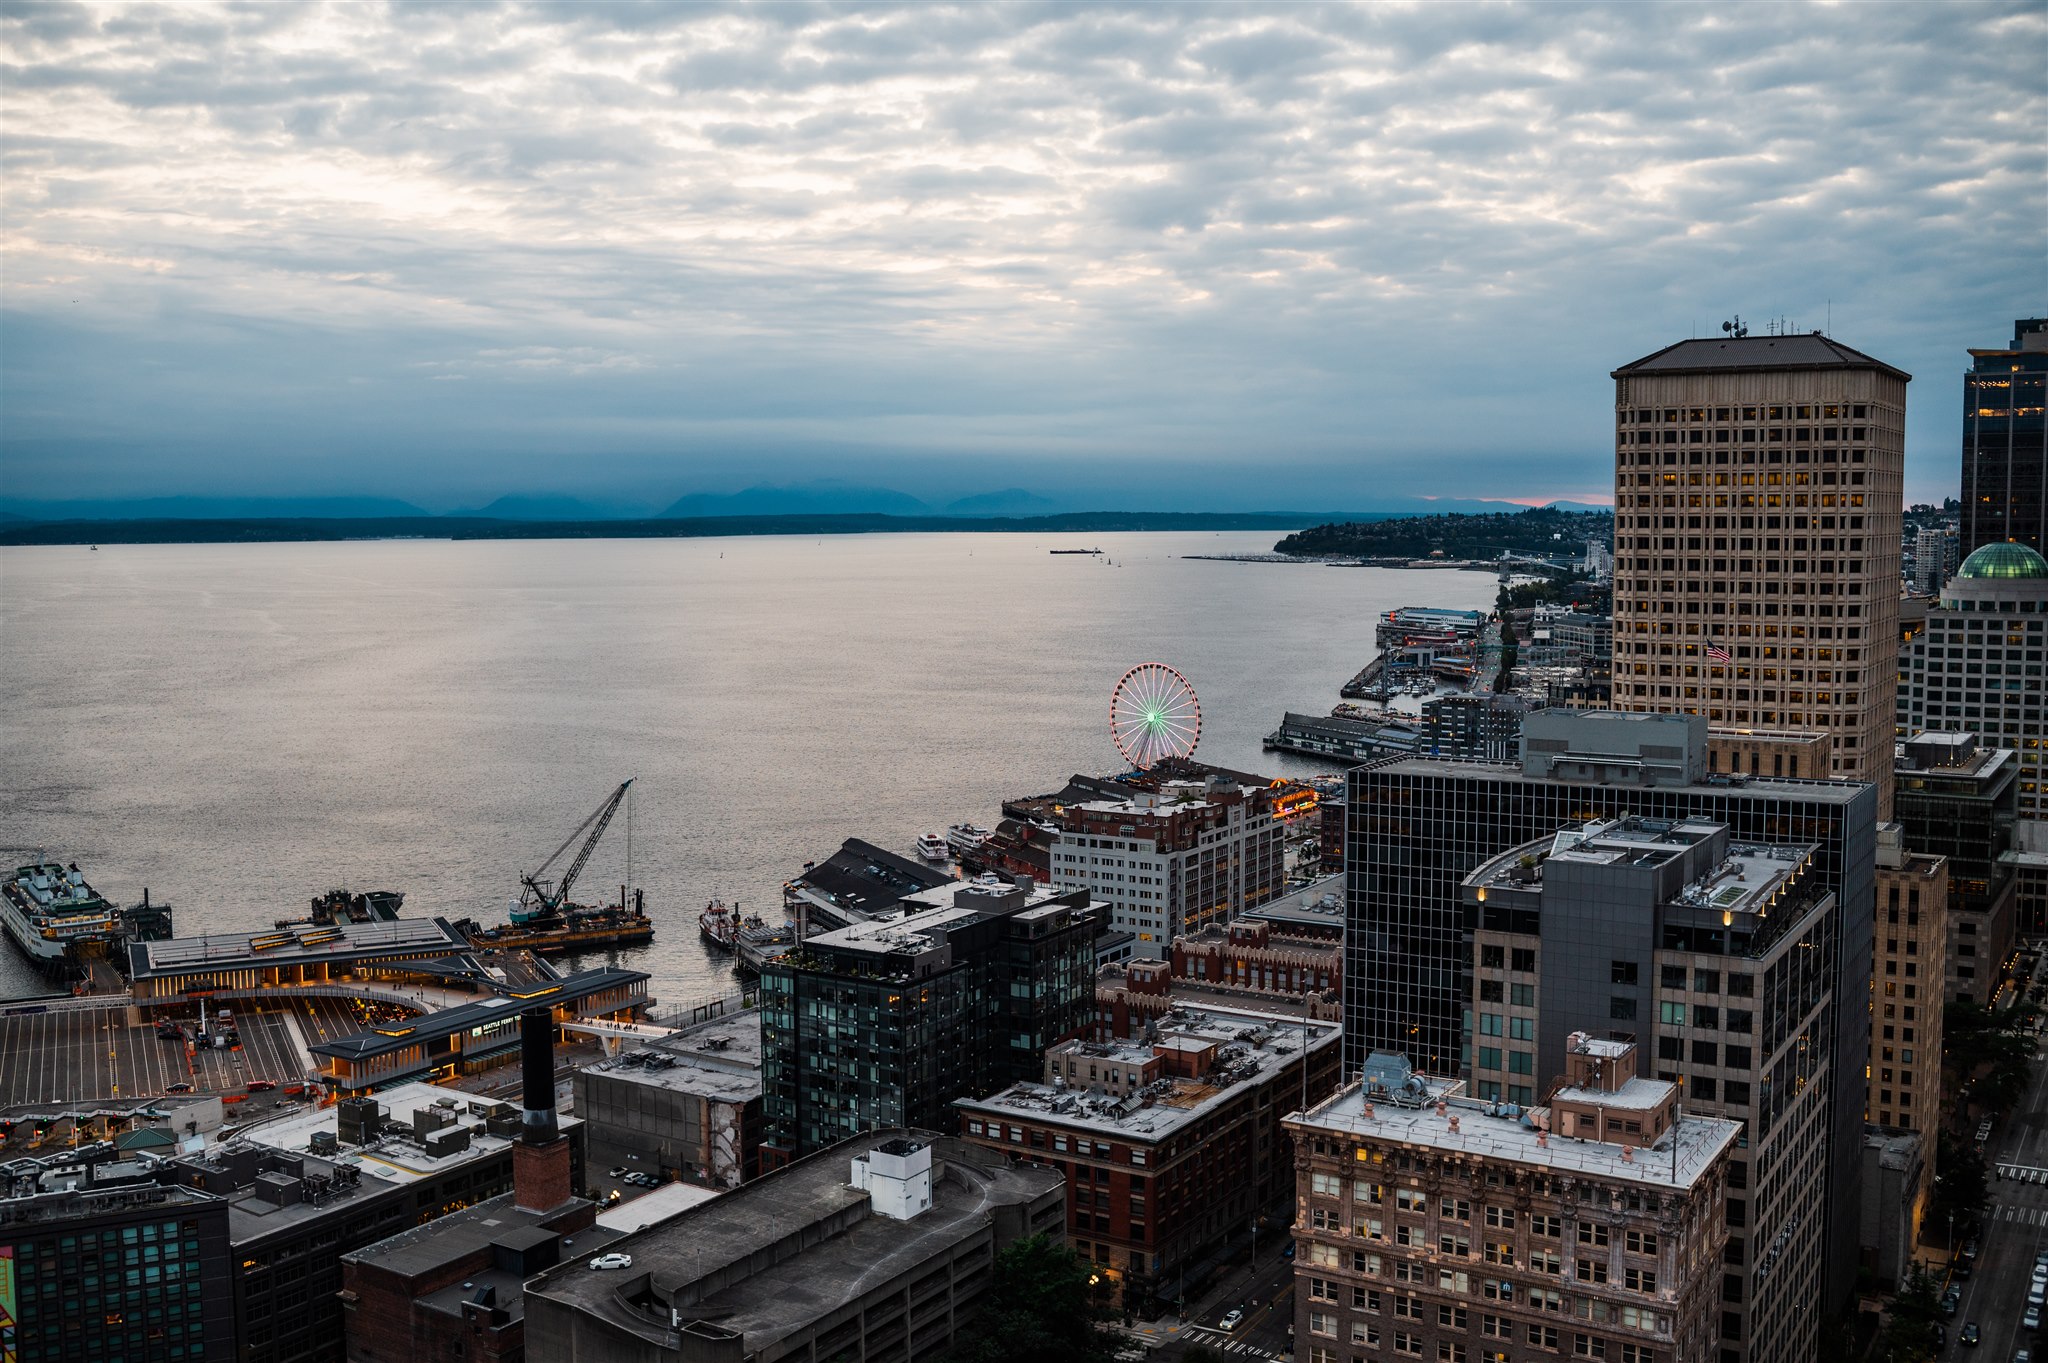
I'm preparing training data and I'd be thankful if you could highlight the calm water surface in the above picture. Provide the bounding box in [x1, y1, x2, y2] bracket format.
[0, 532, 1494, 1002]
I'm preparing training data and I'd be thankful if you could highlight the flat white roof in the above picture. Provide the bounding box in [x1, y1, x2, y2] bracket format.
[1297, 1080, 1738, 1191]
[594, 1180, 723, 1233]
[959, 1001, 1341, 1143]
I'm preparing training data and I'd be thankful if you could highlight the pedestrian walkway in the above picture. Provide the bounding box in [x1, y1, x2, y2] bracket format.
[1179, 1326, 1286, 1358]
[1994, 1203, 2048, 1225]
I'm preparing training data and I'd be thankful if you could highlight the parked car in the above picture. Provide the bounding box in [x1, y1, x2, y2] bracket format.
[1943, 1285, 1963, 1315]
[2024, 1304, 2041, 1332]
[607, 1167, 629, 1179]
[1218, 1309, 1244, 1332]
[588, 1253, 633, 1271]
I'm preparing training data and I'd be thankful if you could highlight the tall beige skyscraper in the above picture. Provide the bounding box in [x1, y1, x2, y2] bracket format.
[1610, 332, 1909, 818]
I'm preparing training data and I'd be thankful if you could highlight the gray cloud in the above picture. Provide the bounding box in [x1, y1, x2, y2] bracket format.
[1, 0, 2041, 511]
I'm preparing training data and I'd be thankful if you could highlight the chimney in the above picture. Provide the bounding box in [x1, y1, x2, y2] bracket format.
[513, 1006, 571, 1214]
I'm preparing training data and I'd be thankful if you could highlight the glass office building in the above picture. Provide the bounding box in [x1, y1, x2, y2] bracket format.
[1, 1183, 234, 1363]
[759, 881, 1098, 1163]
[1962, 318, 2048, 557]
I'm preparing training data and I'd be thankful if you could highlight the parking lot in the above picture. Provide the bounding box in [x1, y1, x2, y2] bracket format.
[0, 1001, 346, 1107]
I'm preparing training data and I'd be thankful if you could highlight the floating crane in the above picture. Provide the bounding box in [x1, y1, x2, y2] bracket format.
[513, 779, 633, 926]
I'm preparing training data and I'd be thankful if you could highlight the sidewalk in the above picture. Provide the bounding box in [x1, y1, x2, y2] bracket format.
[1115, 1238, 1296, 1357]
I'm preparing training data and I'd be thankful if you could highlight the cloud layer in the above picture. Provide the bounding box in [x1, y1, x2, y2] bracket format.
[3, 1, 2042, 508]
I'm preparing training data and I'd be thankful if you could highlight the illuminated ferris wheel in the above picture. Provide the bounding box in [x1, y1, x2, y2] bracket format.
[1110, 663, 1202, 769]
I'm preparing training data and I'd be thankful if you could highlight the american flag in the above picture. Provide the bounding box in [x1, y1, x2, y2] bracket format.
[1705, 644, 1732, 664]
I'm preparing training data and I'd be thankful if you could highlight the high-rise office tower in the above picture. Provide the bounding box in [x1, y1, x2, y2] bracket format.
[1345, 710, 1875, 1355]
[1609, 333, 1908, 816]
[1962, 318, 2048, 557]
[1897, 541, 2048, 820]
[1892, 731, 2022, 1004]
[1458, 813, 1908, 1361]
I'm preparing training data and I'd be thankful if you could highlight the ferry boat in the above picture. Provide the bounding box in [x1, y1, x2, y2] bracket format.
[1, 860, 119, 974]
[914, 832, 950, 862]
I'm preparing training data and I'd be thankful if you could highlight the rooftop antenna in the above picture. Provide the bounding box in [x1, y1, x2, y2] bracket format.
[1721, 317, 1749, 340]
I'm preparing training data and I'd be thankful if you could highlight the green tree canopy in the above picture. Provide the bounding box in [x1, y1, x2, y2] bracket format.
[941, 1235, 1122, 1363]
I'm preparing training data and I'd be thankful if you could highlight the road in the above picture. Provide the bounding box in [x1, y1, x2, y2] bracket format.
[1949, 964, 2048, 1360]
[1131, 1237, 1297, 1361]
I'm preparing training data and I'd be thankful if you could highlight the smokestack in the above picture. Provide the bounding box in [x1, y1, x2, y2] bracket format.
[520, 1007, 558, 1145]
[512, 1005, 573, 1214]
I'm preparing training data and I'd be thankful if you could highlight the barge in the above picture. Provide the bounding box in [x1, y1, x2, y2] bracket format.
[457, 892, 653, 955]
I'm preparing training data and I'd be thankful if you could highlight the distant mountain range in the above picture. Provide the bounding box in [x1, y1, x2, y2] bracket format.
[0, 484, 1607, 524]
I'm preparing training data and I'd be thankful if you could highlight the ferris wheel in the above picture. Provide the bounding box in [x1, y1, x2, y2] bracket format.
[1110, 663, 1202, 769]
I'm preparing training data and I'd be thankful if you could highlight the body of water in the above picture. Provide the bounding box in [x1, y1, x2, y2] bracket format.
[0, 532, 1496, 1002]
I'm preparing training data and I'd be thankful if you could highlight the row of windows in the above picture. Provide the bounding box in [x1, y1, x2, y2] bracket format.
[1621, 429, 1871, 446]
[1621, 404, 1870, 422]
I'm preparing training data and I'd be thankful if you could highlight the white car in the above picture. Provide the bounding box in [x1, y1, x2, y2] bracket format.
[1218, 1308, 1244, 1332]
[588, 1253, 633, 1271]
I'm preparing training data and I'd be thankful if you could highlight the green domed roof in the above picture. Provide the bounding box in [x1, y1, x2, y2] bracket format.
[1957, 541, 2048, 579]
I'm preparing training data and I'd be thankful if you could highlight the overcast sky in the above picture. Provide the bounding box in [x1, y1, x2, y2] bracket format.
[3, 2, 2042, 512]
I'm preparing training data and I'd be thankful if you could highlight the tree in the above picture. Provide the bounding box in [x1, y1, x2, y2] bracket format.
[941, 1235, 1122, 1363]
[1878, 1268, 1942, 1363]
[1934, 1130, 1990, 1226]
[1943, 1000, 2034, 1114]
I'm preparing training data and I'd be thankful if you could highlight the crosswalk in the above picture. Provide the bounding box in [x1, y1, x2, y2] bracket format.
[1180, 1327, 1283, 1358]
[1994, 1203, 2048, 1225]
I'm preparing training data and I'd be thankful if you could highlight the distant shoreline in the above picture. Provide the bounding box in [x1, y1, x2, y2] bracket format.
[0, 510, 1350, 547]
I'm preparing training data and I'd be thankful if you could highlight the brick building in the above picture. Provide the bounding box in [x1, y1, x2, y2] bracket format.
[1173, 918, 1339, 1000]
[956, 1001, 1342, 1314]
[1047, 772, 1285, 946]
[1287, 1044, 1737, 1363]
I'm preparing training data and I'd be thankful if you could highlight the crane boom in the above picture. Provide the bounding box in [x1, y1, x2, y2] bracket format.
[519, 779, 633, 918]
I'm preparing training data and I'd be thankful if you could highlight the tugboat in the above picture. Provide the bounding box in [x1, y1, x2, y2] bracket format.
[700, 899, 737, 951]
